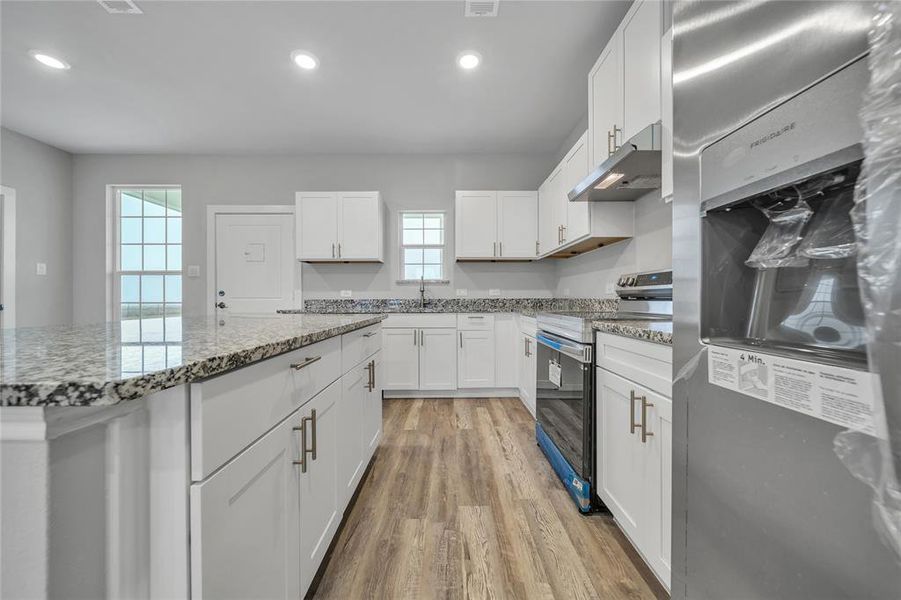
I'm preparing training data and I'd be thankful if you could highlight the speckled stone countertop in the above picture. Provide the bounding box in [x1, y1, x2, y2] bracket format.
[593, 319, 673, 345]
[284, 297, 617, 317]
[1, 313, 385, 407]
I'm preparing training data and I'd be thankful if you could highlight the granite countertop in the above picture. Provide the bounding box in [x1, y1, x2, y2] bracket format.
[284, 297, 618, 318]
[1, 313, 385, 407]
[592, 319, 673, 345]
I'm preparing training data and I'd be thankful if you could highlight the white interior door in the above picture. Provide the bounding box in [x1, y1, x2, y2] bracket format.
[215, 213, 294, 315]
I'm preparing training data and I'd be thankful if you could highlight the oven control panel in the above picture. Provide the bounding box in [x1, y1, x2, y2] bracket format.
[615, 269, 673, 298]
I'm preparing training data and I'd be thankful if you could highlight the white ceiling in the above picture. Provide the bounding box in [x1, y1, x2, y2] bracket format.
[1, 0, 629, 155]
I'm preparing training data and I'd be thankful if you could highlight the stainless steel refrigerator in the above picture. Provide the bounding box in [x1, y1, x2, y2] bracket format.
[672, 1, 901, 598]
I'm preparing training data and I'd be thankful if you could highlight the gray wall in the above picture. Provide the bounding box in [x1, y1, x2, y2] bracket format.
[555, 190, 673, 297]
[71, 152, 558, 323]
[0, 127, 74, 327]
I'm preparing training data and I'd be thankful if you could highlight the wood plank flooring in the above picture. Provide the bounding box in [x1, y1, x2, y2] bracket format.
[313, 397, 668, 600]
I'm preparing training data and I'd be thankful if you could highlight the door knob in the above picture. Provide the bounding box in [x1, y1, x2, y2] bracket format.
[218, 290, 225, 297]
[216, 301, 227, 309]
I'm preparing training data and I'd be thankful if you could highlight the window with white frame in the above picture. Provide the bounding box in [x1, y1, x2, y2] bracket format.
[113, 187, 183, 374]
[400, 211, 445, 281]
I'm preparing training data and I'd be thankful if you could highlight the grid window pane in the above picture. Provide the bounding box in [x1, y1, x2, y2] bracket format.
[120, 317, 140, 343]
[121, 275, 140, 302]
[121, 218, 142, 243]
[423, 229, 443, 244]
[404, 265, 423, 280]
[166, 189, 182, 216]
[165, 315, 183, 342]
[144, 245, 166, 270]
[120, 191, 143, 216]
[120, 303, 141, 320]
[165, 275, 182, 302]
[143, 218, 166, 244]
[167, 345, 183, 367]
[141, 275, 164, 302]
[402, 229, 423, 245]
[404, 248, 423, 264]
[167, 245, 182, 271]
[121, 245, 142, 270]
[423, 249, 442, 264]
[143, 346, 167, 370]
[423, 264, 442, 280]
[143, 190, 166, 216]
[424, 215, 443, 229]
[167, 218, 182, 243]
[403, 215, 423, 230]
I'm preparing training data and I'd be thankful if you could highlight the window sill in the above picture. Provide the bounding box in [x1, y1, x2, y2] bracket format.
[395, 279, 450, 285]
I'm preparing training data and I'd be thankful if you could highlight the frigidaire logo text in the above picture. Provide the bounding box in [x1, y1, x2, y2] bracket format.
[750, 122, 796, 149]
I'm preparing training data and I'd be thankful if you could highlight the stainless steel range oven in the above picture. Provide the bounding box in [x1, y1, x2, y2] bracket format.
[536, 269, 673, 512]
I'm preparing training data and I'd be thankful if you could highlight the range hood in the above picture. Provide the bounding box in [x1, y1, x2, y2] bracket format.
[569, 121, 662, 202]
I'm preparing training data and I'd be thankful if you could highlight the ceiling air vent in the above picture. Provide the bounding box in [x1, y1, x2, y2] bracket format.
[97, 0, 143, 15]
[464, 0, 499, 17]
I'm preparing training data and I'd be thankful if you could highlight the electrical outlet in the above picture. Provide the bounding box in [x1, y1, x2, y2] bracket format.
[187, 265, 201, 278]
[489, 288, 501, 296]
[36, 262, 47, 276]
[340, 290, 352, 298]
[456, 288, 468, 296]
[605, 283, 615, 295]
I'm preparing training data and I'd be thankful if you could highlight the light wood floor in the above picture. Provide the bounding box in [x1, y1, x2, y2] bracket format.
[312, 397, 668, 600]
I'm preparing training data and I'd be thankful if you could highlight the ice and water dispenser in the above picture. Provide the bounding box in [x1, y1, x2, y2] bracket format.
[699, 58, 868, 368]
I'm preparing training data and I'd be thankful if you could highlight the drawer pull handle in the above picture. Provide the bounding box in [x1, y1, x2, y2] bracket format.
[310, 408, 317, 460]
[640, 397, 654, 444]
[629, 390, 640, 434]
[365, 361, 374, 391]
[290, 356, 321, 370]
[293, 415, 312, 472]
[363, 331, 378, 338]
[467, 316, 485, 319]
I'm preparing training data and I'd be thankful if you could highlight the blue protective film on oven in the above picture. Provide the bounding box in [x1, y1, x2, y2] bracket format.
[536, 422, 592, 513]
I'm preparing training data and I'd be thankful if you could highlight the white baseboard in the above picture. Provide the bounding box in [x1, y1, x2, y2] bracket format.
[384, 388, 520, 399]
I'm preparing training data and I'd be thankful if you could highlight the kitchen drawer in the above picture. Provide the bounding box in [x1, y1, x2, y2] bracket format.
[457, 313, 495, 330]
[191, 336, 341, 480]
[342, 323, 382, 371]
[595, 332, 672, 398]
[383, 314, 456, 328]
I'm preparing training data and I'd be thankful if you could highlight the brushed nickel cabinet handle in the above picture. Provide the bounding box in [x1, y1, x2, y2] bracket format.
[493, 241, 497, 257]
[535, 240, 540, 256]
[370, 360, 376, 389]
[293, 416, 311, 472]
[420, 329, 424, 346]
[413, 329, 417, 346]
[612, 125, 622, 153]
[641, 397, 654, 444]
[499, 241, 503, 256]
[331, 243, 335, 258]
[363, 331, 377, 338]
[310, 408, 318, 460]
[561, 225, 566, 243]
[459, 331, 463, 348]
[629, 390, 640, 434]
[365, 361, 373, 391]
[291, 355, 321, 370]
[338, 243, 342, 258]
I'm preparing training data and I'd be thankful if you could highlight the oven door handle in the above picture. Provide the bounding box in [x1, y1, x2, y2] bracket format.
[537, 332, 592, 363]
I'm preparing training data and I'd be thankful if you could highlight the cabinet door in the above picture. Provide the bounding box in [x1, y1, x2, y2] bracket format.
[455, 191, 498, 258]
[596, 368, 649, 546]
[458, 329, 496, 389]
[382, 328, 419, 390]
[538, 167, 563, 255]
[419, 328, 458, 390]
[362, 351, 383, 459]
[622, 0, 662, 141]
[660, 27, 673, 202]
[564, 132, 590, 243]
[190, 416, 300, 600]
[497, 191, 538, 258]
[339, 192, 382, 261]
[643, 386, 672, 588]
[494, 313, 517, 388]
[518, 335, 537, 418]
[297, 192, 339, 260]
[298, 379, 340, 596]
[338, 366, 366, 508]
[588, 32, 623, 170]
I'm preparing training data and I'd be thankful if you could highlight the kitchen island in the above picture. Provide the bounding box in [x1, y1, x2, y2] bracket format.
[0, 313, 385, 599]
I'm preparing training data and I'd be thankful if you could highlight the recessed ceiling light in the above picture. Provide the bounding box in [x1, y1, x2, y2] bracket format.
[29, 50, 70, 70]
[291, 50, 319, 70]
[457, 52, 481, 70]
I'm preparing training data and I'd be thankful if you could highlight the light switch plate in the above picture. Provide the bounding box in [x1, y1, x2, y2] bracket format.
[340, 290, 352, 298]
[36, 262, 47, 276]
[187, 265, 201, 278]
[489, 288, 500, 296]
[456, 289, 468, 296]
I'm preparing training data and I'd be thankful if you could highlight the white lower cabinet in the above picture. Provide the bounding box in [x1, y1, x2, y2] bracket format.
[595, 334, 672, 590]
[458, 329, 496, 388]
[363, 351, 383, 455]
[494, 313, 518, 388]
[190, 415, 301, 600]
[517, 333, 537, 417]
[338, 365, 366, 507]
[420, 328, 458, 389]
[382, 327, 420, 389]
[298, 380, 341, 596]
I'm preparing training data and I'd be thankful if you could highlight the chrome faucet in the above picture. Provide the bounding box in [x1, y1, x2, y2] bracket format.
[419, 277, 427, 309]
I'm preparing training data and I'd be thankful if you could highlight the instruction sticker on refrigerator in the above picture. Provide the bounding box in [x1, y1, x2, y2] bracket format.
[707, 345, 877, 435]
[548, 360, 562, 388]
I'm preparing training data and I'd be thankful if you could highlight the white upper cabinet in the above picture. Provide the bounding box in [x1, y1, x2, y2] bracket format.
[622, 0, 663, 141]
[563, 132, 591, 243]
[497, 191, 538, 258]
[588, 0, 663, 170]
[588, 30, 623, 170]
[538, 167, 563, 256]
[296, 191, 383, 262]
[455, 190, 538, 260]
[455, 190, 498, 259]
